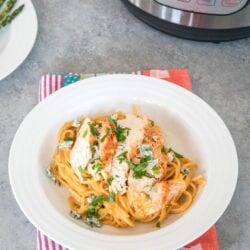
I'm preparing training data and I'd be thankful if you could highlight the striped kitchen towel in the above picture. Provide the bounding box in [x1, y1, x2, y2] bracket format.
[37, 69, 218, 250]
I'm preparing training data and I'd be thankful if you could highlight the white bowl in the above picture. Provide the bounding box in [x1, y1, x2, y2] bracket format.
[9, 74, 238, 250]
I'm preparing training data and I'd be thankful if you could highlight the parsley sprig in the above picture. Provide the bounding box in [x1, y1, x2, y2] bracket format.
[127, 155, 154, 179]
[161, 145, 167, 154]
[152, 165, 160, 174]
[162, 145, 184, 159]
[116, 126, 130, 142]
[107, 176, 114, 186]
[82, 130, 88, 138]
[92, 159, 102, 173]
[108, 115, 130, 142]
[172, 149, 184, 159]
[168, 147, 184, 159]
[117, 151, 128, 163]
[88, 122, 100, 136]
[100, 127, 111, 142]
[156, 221, 161, 228]
[86, 193, 115, 227]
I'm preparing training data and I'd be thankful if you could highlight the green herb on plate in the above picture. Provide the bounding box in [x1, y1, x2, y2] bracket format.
[100, 127, 111, 142]
[156, 221, 161, 228]
[171, 148, 184, 159]
[0, 0, 17, 21]
[88, 122, 100, 136]
[0, 0, 6, 9]
[152, 165, 160, 174]
[107, 176, 114, 186]
[0, 4, 24, 30]
[117, 151, 128, 163]
[82, 130, 88, 138]
[161, 145, 167, 154]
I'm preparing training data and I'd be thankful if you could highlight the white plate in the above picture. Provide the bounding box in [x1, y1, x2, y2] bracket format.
[9, 74, 238, 250]
[0, 0, 37, 81]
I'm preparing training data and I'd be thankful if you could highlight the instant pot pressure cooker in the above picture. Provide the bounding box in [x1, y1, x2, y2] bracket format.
[122, 0, 250, 41]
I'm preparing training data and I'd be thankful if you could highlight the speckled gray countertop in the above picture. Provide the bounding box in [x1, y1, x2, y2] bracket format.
[0, 0, 250, 249]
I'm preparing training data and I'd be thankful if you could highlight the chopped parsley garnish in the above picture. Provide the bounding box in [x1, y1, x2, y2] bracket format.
[172, 149, 184, 159]
[167, 148, 184, 159]
[89, 193, 115, 206]
[92, 159, 102, 173]
[78, 166, 84, 174]
[141, 154, 152, 162]
[86, 193, 115, 227]
[58, 138, 74, 148]
[90, 195, 108, 206]
[152, 165, 160, 174]
[93, 140, 99, 146]
[128, 161, 153, 179]
[117, 151, 128, 163]
[88, 122, 100, 136]
[150, 119, 155, 126]
[86, 204, 100, 227]
[64, 137, 74, 141]
[96, 122, 102, 128]
[156, 221, 161, 228]
[107, 176, 114, 186]
[108, 115, 118, 127]
[126, 145, 156, 179]
[108, 115, 130, 142]
[58, 140, 74, 149]
[108, 192, 115, 202]
[90, 140, 99, 153]
[116, 125, 130, 142]
[161, 145, 167, 154]
[82, 130, 88, 138]
[100, 127, 111, 142]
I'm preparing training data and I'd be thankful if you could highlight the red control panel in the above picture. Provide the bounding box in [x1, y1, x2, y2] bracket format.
[155, 0, 247, 14]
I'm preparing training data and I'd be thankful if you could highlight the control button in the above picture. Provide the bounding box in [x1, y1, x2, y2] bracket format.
[197, 0, 216, 5]
[222, 0, 242, 6]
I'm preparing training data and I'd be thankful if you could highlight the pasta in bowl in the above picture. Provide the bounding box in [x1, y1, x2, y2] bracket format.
[48, 107, 206, 229]
[9, 74, 237, 250]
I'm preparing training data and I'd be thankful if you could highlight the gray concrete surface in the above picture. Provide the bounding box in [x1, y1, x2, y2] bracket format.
[0, 0, 249, 249]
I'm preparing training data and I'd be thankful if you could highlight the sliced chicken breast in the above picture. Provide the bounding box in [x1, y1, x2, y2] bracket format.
[70, 118, 93, 181]
[110, 114, 148, 194]
[127, 179, 186, 219]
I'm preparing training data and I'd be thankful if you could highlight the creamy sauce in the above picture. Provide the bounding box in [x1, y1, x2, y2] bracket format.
[110, 160, 129, 194]
[110, 114, 147, 194]
[128, 173, 155, 193]
[147, 183, 166, 214]
[70, 118, 92, 181]
[128, 144, 159, 193]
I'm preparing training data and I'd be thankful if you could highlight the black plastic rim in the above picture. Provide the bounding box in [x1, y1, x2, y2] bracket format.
[121, 0, 250, 42]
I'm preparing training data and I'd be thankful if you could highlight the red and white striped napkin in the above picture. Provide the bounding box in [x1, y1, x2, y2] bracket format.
[37, 69, 219, 250]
